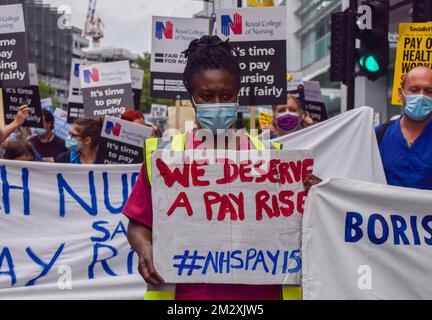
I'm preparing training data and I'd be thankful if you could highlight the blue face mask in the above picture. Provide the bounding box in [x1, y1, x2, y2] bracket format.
[65, 135, 78, 152]
[194, 99, 238, 134]
[33, 128, 46, 136]
[402, 90, 432, 121]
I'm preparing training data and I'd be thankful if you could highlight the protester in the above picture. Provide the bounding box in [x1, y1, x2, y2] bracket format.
[55, 118, 103, 164]
[30, 109, 67, 162]
[271, 96, 314, 139]
[4, 140, 35, 161]
[123, 35, 294, 301]
[0, 105, 30, 144]
[121, 110, 162, 137]
[375, 66, 432, 190]
[304, 66, 432, 192]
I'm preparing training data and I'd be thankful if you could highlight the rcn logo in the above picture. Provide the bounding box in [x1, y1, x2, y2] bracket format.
[83, 68, 100, 84]
[155, 21, 173, 40]
[105, 121, 121, 137]
[221, 13, 242, 36]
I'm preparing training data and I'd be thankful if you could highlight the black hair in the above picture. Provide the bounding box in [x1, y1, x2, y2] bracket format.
[4, 141, 35, 161]
[42, 109, 54, 130]
[74, 117, 103, 149]
[182, 35, 241, 95]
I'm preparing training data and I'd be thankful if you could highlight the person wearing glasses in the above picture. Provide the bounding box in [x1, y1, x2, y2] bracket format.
[55, 118, 103, 164]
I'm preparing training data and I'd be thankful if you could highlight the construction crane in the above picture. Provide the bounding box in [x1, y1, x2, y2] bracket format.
[82, 0, 105, 48]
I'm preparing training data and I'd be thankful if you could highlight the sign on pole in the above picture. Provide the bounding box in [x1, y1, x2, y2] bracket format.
[67, 59, 95, 123]
[392, 23, 432, 106]
[216, 6, 287, 106]
[52, 108, 72, 141]
[150, 17, 209, 100]
[80, 61, 134, 118]
[96, 116, 152, 164]
[152, 149, 313, 284]
[131, 68, 144, 111]
[0, 4, 30, 88]
[287, 73, 328, 122]
[2, 63, 42, 128]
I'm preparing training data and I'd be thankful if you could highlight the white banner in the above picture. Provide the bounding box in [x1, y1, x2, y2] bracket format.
[302, 178, 432, 300]
[152, 149, 313, 284]
[274, 106, 386, 184]
[0, 161, 146, 299]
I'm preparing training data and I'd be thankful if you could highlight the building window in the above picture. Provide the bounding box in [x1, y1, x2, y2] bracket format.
[299, 2, 341, 68]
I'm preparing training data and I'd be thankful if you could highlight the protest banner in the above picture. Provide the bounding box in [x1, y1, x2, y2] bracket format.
[287, 73, 328, 122]
[303, 81, 328, 122]
[2, 63, 42, 128]
[67, 59, 95, 123]
[216, 7, 287, 106]
[302, 177, 432, 300]
[149, 104, 169, 132]
[152, 149, 313, 284]
[52, 108, 72, 141]
[0, 4, 29, 88]
[96, 116, 152, 164]
[151, 104, 168, 119]
[131, 68, 144, 111]
[0, 161, 146, 299]
[392, 23, 432, 106]
[150, 17, 209, 100]
[41, 97, 54, 114]
[274, 106, 386, 184]
[80, 60, 134, 118]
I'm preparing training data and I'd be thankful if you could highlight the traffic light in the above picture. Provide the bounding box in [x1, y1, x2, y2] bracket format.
[357, 0, 389, 81]
[330, 11, 349, 83]
[413, 0, 432, 22]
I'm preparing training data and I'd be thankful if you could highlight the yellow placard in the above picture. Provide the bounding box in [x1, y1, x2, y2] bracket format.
[392, 23, 432, 105]
[258, 110, 273, 128]
[246, 0, 274, 7]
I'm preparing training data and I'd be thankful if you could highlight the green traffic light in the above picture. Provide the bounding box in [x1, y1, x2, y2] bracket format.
[359, 56, 366, 68]
[359, 54, 381, 73]
[364, 55, 380, 73]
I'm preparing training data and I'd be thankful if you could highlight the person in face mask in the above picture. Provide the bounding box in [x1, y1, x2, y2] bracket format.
[376, 66, 432, 190]
[304, 66, 432, 193]
[30, 109, 67, 162]
[123, 35, 284, 301]
[55, 117, 103, 164]
[271, 96, 314, 139]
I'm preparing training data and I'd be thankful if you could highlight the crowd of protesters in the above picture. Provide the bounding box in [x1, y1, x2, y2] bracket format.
[1, 34, 431, 300]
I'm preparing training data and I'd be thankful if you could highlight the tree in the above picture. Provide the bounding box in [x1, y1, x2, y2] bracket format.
[136, 52, 173, 113]
[38, 78, 60, 108]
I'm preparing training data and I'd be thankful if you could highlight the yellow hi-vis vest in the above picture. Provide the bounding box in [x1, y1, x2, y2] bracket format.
[143, 132, 301, 300]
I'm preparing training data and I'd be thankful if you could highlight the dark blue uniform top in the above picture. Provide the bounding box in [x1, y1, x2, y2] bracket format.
[375, 118, 432, 190]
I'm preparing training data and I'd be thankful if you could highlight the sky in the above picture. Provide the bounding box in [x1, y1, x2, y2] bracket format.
[43, 0, 204, 55]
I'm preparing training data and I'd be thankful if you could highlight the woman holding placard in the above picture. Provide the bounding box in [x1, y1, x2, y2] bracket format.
[123, 35, 299, 300]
